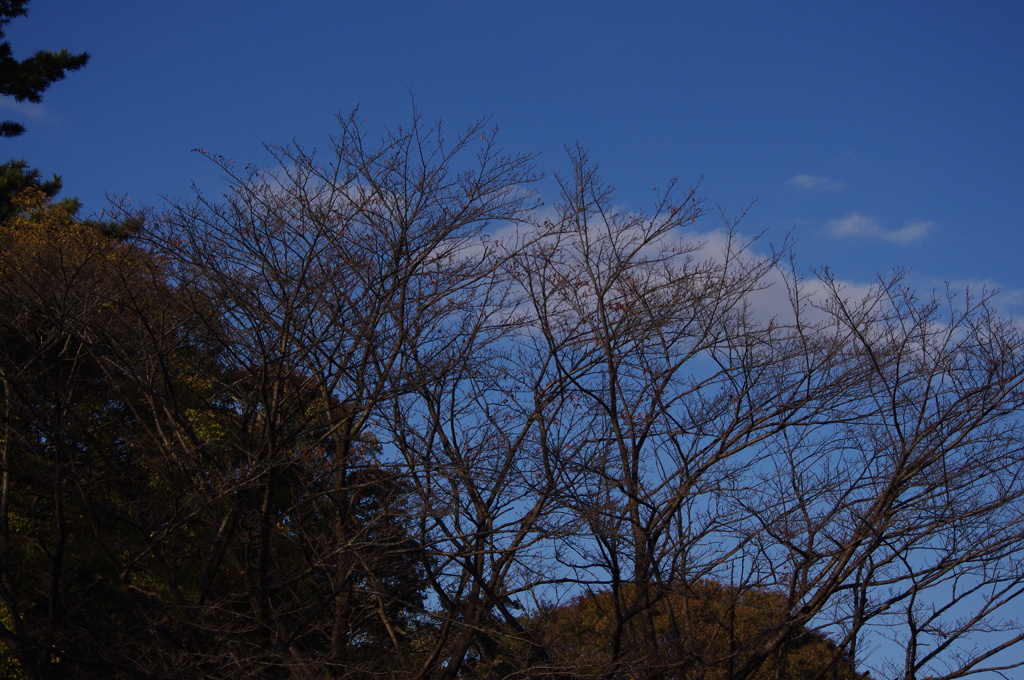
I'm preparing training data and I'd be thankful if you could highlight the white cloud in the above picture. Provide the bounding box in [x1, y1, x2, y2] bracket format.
[787, 174, 844, 191]
[825, 212, 932, 244]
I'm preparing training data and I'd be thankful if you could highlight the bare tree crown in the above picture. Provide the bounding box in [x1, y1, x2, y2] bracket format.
[1, 112, 1022, 680]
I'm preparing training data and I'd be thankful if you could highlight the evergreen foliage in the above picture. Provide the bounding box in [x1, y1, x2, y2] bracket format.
[0, 159, 69, 219]
[0, 159, 142, 236]
[0, 0, 89, 138]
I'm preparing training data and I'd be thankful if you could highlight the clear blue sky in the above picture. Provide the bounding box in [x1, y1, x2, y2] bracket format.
[5, 0, 1023, 309]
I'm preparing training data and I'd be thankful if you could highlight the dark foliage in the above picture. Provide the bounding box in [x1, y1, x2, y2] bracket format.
[0, 0, 88, 138]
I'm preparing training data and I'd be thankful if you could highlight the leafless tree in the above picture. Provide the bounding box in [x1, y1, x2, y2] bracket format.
[6, 112, 1023, 680]
[485, 149, 1024, 680]
[140, 108, 542, 678]
[148, 124, 1024, 679]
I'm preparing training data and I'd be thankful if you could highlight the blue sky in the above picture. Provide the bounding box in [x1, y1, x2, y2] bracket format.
[5, 0, 1023, 308]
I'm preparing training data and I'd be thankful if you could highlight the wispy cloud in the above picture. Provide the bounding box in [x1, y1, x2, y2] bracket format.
[825, 212, 932, 244]
[0, 98, 47, 120]
[787, 174, 844, 191]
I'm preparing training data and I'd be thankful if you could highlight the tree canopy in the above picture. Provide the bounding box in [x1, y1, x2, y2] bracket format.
[523, 582, 869, 680]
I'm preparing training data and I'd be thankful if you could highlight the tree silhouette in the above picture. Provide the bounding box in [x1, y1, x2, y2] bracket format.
[0, 1, 88, 138]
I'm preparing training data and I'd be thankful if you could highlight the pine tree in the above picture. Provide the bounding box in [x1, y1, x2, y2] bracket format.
[0, 0, 89, 138]
[0, 158, 67, 219]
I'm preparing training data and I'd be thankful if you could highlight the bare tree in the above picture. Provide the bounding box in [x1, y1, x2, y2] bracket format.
[5, 113, 1024, 680]
[147, 128, 1024, 680]
[487, 150, 1024, 680]
[140, 108, 541, 678]
[732, 275, 1024, 680]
